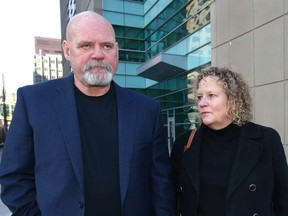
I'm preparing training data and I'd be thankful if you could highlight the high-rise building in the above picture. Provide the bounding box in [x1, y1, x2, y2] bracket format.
[34, 37, 63, 84]
[60, 0, 212, 149]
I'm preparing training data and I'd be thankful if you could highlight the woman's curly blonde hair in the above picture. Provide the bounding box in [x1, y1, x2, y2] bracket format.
[195, 66, 253, 126]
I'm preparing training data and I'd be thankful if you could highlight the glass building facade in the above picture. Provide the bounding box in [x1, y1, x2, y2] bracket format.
[62, 0, 213, 149]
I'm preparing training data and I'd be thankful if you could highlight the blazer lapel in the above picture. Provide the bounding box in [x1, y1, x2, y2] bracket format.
[53, 75, 84, 192]
[227, 123, 263, 198]
[114, 84, 136, 206]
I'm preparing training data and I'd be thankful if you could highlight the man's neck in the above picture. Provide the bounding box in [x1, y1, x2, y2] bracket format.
[74, 79, 111, 97]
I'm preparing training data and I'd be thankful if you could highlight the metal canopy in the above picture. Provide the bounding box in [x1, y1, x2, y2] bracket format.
[137, 53, 187, 82]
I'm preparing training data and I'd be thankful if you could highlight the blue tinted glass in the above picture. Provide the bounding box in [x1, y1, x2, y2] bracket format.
[188, 44, 211, 69]
[126, 76, 147, 88]
[113, 75, 126, 87]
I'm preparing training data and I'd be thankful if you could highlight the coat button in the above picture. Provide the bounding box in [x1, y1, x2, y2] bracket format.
[249, 184, 256, 191]
[78, 201, 84, 208]
[179, 186, 183, 191]
[252, 213, 259, 216]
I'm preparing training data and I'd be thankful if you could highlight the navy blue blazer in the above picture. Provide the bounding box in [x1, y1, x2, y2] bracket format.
[171, 123, 288, 216]
[0, 75, 176, 216]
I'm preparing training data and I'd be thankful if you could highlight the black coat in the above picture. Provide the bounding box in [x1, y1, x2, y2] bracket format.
[171, 122, 288, 216]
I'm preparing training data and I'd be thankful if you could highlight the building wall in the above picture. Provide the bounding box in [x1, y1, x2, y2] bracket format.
[33, 37, 63, 84]
[211, 0, 288, 153]
[35, 37, 62, 55]
[34, 53, 63, 83]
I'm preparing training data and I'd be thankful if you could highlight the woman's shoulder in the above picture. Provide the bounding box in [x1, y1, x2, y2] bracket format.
[242, 122, 280, 137]
[175, 130, 193, 143]
[171, 130, 194, 157]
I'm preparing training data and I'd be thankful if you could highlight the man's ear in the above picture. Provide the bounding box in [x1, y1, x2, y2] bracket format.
[116, 42, 119, 59]
[62, 40, 71, 61]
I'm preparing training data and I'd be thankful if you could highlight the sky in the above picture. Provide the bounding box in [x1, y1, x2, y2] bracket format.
[0, 0, 61, 93]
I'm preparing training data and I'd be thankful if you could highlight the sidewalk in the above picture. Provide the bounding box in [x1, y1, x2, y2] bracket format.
[0, 199, 10, 216]
[0, 147, 12, 215]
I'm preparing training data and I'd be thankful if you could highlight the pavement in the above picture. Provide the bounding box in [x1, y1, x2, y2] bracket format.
[0, 147, 13, 216]
[0, 195, 10, 216]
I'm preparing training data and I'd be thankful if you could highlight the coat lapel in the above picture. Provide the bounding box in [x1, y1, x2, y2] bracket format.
[227, 123, 263, 198]
[114, 83, 136, 206]
[53, 75, 84, 192]
[182, 125, 205, 194]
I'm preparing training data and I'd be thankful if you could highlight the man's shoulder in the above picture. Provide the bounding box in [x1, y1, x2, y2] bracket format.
[18, 75, 73, 98]
[22, 75, 71, 90]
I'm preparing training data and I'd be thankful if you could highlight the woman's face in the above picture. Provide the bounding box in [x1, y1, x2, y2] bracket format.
[196, 76, 233, 130]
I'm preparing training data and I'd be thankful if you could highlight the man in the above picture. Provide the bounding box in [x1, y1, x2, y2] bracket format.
[0, 11, 176, 216]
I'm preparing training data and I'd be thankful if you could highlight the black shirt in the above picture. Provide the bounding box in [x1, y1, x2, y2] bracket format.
[197, 123, 240, 216]
[75, 84, 122, 216]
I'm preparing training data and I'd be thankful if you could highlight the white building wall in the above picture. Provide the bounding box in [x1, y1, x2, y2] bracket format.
[211, 0, 288, 152]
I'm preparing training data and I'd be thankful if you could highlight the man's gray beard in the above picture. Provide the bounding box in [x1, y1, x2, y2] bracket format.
[83, 71, 113, 86]
[82, 61, 113, 87]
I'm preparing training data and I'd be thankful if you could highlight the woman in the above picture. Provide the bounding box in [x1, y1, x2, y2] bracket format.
[171, 66, 288, 216]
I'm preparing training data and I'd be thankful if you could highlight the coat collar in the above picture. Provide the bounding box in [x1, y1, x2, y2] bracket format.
[182, 122, 263, 197]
